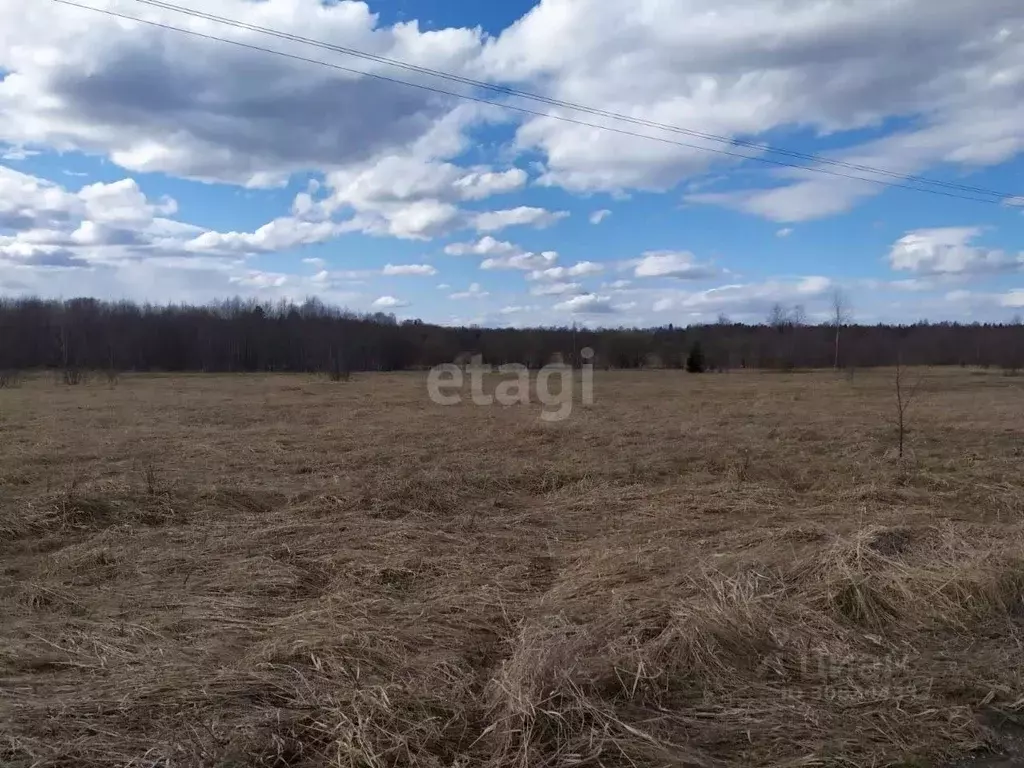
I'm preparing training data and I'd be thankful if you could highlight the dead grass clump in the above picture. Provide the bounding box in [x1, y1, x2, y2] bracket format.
[352, 469, 467, 519]
[10, 491, 183, 538]
[486, 616, 712, 768]
[791, 526, 1024, 631]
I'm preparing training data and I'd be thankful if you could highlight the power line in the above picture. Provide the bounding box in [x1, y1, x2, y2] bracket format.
[125, 0, 1018, 202]
[51, 0, 1016, 206]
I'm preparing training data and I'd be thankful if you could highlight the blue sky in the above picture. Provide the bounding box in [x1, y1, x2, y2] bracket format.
[1, 0, 1023, 327]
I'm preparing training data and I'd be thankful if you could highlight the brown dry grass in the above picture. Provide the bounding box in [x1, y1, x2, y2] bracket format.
[2, 368, 1024, 767]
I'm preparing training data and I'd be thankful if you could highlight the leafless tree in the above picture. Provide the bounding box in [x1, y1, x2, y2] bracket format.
[893, 355, 924, 459]
[830, 288, 853, 370]
[767, 303, 789, 332]
[790, 304, 807, 328]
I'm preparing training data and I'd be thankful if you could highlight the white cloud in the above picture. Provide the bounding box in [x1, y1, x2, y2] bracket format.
[500, 304, 539, 315]
[453, 168, 529, 200]
[888, 227, 1024, 275]
[322, 153, 530, 240]
[3, 0, 1024, 319]
[187, 217, 343, 255]
[1, 145, 39, 161]
[229, 270, 288, 289]
[531, 281, 583, 296]
[444, 236, 520, 256]
[372, 295, 409, 309]
[0, 165, 209, 266]
[634, 251, 719, 279]
[2, 0, 1021, 229]
[303, 257, 326, 268]
[0, 165, 377, 304]
[473, 206, 569, 233]
[554, 293, 617, 314]
[0, 0, 487, 186]
[382, 263, 437, 276]
[450, 282, 490, 299]
[444, 236, 563, 270]
[480, 0, 1023, 213]
[481, 250, 559, 271]
[652, 276, 832, 315]
[528, 261, 604, 281]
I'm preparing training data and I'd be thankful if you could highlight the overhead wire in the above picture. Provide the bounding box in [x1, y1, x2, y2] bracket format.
[50, 0, 1020, 206]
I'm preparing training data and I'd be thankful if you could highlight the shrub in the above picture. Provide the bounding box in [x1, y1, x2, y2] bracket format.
[62, 368, 87, 386]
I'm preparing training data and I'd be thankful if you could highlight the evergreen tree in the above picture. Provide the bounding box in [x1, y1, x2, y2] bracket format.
[686, 342, 706, 373]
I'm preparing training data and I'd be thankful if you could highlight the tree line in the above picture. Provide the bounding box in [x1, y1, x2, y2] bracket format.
[0, 296, 1022, 374]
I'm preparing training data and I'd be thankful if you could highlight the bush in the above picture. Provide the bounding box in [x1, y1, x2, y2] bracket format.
[685, 342, 706, 374]
[62, 368, 87, 386]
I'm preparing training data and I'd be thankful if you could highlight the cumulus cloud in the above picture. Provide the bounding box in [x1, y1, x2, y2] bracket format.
[4, 0, 1024, 319]
[4, 0, 1023, 224]
[444, 236, 520, 256]
[531, 281, 583, 296]
[0, 165, 378, 305]
[777, 228, 793, 238]
[888, 227, 1024, 275]
[481, 250, 559, 270]
[0, 0, 488, 186]
[0, 1, 541, 244]
[187, 217, 344, 255]
[453, 168, 529, 200]
[450, 282, 489, 299]
[473, 206, 569, 233]
[372, 295, 409, 309]
[633, 250, 719, 279]
[528, 261, 604, 281]
[499, 304, 540, 315]
[554, 293, 617, 314]
[382, 263, 437, 276]
[652, 276, 832, 315]
[0, 165, 210, 266]
[481, 0, 1024, 213]
[321, 152, 530, 240]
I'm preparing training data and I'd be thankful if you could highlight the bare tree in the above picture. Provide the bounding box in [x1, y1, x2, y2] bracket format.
[893, 355, 923, 459]
[789, 304, 807, 328]
[830, 288, 853, 370]
[767, 303, 789, 332]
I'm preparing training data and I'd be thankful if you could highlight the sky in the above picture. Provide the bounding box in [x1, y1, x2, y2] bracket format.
[1, 0, 1023, 328]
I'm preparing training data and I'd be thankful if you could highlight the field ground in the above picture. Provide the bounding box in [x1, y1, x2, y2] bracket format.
[3, 369, 1024, 767]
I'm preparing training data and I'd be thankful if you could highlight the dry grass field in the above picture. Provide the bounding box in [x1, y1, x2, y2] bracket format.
[3, 369, 1024, 767]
